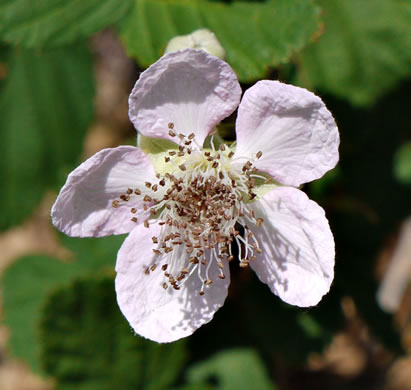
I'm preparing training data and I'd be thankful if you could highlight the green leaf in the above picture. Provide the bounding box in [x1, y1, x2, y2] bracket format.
[0, 0, 133, 47]
[297, 0, 411, 105]
[186, 349, 275, 390]
[2, 235, 124, 373]
[40, 276, 187, 390]
[119, 0, 320, 81]
[0, 44, 94, 230]
[393, 142, 411, 185]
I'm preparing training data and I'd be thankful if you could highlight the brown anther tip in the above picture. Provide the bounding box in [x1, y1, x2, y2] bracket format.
[256, 217, 264, 227]
[144, 220, 149, 228]
[178, 133, 185, 139]
[162, 283, 168, 290]
[112, 200, 119, 208]
[199, 291, 205, 296]
[131, 208, 137, 214]
[152, 236, 158, 243]
[227, 256, 234, 262]
[134, 189, 141, 195]
[240, 261, 249, 268]
[256, 151, 263, 159]
[143, 195, 152, 202]
[131, 217, 138, 223]
[145, 268, 150, 275]
[179, 164, 186, 171]
[228, 151, 234, 158]
[165, 156, 171, 163]
[219, 144, 226, 151]
[145, 182, 152, 188]
[150, 264, 157, 271]
[168, 122, 175, 129]
[126, 188, 133, 194]
[218, 274, 226, 279]
[188, 133, 195, 140]
[212, 161, 219, 169]
[161, 264, 168, 271]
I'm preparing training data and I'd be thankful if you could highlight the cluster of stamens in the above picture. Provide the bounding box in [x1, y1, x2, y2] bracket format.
[112, 123, 268, 295]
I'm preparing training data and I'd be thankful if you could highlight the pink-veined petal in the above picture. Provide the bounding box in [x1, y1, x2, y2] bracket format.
[247, 186, 335, 307]
[51, 146, 156, 237]
[129, 49, 241, 147]
[235, 80, 339, 186]
[115, 222, 230, 343]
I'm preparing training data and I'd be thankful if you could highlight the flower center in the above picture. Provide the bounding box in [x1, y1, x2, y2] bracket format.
[113, 130, 267, 295]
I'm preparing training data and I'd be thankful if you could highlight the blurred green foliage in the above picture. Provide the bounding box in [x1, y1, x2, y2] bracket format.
[40, 276, 187, 390]
[2, 235, 124, 372]
[0, 0, 410, 388]
[186, 349, 275, 390]
[0, 43, 94, 230]
[119, 0, 320, 81]
[297, 0, 411, 105]
[394, 142, 411, 185]
[0, 0, 133, 47]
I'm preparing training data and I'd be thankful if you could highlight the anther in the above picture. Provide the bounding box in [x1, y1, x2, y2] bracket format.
[112, 200, 119, 208]
[256, 218, 264, 227]
[131, 208, 137, 214]
[134, 189, 141, 195]
[168, 122, 175, 129]
[143, 195, 152, 202]
[131, 217, 138, 223]
[256, 151, 263, 159]
[145, 182, 152, 188]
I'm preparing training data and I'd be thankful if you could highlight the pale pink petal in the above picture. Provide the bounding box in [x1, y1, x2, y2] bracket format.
[51, 146, 156, 237]
[115, 222, 230, 343]
[247, 187, 334, 307]
[235, 80, 339, 186]
[129, 49, 241, 147]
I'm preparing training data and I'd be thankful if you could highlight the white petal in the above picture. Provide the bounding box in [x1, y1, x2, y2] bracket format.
[51, 146, 156, 237]
[247, 187, 335, 307]
[129, 49, 241, 147]
[235, 80, 339, 186]
[115, 222, 230, 343]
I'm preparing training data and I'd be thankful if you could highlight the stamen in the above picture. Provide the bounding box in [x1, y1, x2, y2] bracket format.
[113, 135, 267, 293]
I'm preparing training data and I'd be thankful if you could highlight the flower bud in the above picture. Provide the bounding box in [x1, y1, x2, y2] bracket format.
[164, 28, 225, 59]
